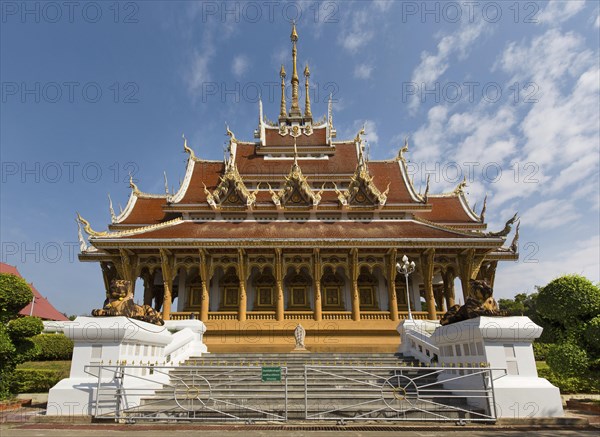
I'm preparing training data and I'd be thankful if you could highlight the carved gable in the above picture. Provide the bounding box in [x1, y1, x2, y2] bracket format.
[204, 164, 257, 209]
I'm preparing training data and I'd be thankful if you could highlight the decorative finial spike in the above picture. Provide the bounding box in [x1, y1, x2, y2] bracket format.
[304, 64, 312, 119]
[279, 64, 287, 119]
[163, 171, 169, 195]
[289, 22, 301, 117]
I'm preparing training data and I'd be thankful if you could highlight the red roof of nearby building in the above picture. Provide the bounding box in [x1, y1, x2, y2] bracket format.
[0, 263, 69, 321]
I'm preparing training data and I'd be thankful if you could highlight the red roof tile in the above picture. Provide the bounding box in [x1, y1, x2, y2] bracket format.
[416, 195, 479, 223]
[0, 263, 69, 321]
[109, 220, 482, 241]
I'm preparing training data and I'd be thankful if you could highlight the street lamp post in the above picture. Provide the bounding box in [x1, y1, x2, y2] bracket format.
[396, 255, 416, 321]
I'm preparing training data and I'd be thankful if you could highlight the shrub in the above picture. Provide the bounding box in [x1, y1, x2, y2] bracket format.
[10, 369, 63, 393]
[0, 273, 44, 400]
[0, 274, 33, 323]
[533, 342, 552, 361]
[8, 317, 44, 339]
[585, 316, 600, 354]
[538, 367, 600, 394]
[32, 334, 74, 361]
[537, 275, 600, 326]
[546, 342, 589, 377]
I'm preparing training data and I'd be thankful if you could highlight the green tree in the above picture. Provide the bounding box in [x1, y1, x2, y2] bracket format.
[536, 275, 600, 377]
[0, 273, 44, 399]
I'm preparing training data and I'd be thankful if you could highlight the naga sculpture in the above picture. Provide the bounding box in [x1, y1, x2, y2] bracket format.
[440, 279, 504, 326]
[92, 279, 164, 326]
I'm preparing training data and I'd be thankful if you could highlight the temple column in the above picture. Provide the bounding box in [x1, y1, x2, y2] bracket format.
[275, 248, 284, 321]
[442, 268, 456, 308]
[100, 261, 117, 293]
[477, 260, 498, 287]
[457, 249, 475, 300]
[141, 269, 155, 307]
[388, 249, 399, 321]
[238, 249, 247, 321]
[313, 249, 322, 322]
[420, 249, 436, 320]
[119, 249, 139, 294]
[159, 249, 174, 321]
[199, 249, 210, 322]
[351, 249, 360, 321]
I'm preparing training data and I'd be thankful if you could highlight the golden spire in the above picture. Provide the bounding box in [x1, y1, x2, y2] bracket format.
[279, 64, 287, 118]
[304, 64, 312, 119]
[289, 22, 301, 117]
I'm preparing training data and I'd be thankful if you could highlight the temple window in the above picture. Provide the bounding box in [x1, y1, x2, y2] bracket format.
[220, 268, 240, 310]
[321, 268, 345, 310]
[286, 272, 311, 310]
[253, 270, 276, 309]
[186, 272, 202, 309]
[357, 269, 379, 310]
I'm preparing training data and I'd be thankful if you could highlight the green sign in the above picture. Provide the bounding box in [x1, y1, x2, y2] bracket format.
[261, 366, 281, 382]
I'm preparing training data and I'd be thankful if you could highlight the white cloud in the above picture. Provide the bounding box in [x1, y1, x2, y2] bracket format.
[522, 199, 580, 230]
[338, 9, 374, 53]
[494, 235, 600, 298]
[232, 55, 249, 78]
[187, 50, 213, 96]
[408, 20, 487, 112]
[373, 0, 393, 12]
[538, 0, 586, 24]
[595, 13, 600, 28]
[354, 64, 373, 79]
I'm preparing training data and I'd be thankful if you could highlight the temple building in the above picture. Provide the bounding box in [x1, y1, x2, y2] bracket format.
[77, 25, 518, 352]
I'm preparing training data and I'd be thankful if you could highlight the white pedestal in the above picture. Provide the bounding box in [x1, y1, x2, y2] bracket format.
[47, 316, 207, 416]
[432, 316, 564, 418]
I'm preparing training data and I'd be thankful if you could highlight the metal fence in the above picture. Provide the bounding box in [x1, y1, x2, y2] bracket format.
[304, 365, 499, 423]
[85, 363, 500, 423]
[86, 364, 288, 423]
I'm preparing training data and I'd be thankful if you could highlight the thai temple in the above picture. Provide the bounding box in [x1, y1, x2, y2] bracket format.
[77, 25, 518, 352]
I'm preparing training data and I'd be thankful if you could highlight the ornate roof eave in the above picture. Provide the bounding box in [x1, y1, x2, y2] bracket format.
[90, 236, 507, 251]
[411, 216, 499, 240]
[87, 217, 185, 242]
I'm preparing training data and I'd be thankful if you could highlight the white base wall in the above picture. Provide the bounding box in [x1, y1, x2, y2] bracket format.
[46, 316, 207, 416]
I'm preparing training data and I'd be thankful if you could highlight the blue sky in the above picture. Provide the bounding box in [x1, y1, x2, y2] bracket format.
[1, 1, 599, 316]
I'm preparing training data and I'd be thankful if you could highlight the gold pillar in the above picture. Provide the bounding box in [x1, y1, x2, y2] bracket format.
[313, 249, 322, 321]
[275, 248, 284, 321]
[420, 249, 436, 320]
[388, 249, 399, 321]
[238, 249, 247, 321]
[457, 249, 475, 300]
[159, 249, 174, 321]
[351, 249, 360, 321]
[442, 268, 456, 308]
[199, 249, 210, 322]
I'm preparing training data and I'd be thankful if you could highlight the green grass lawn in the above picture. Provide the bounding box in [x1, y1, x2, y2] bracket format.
[17, 360, 72, 378]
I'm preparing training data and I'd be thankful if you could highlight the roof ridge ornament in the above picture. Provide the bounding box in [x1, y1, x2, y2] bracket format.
[486, 212, 519, 237]
[423, 174, 430, 203]
[453, 176, 467, 195]
[397, 137, 409, 161]
[76, 213, 108, 237]
[129, 174, 141, 196]
[510, 221, 520, 252]
[163, 171, 169, 195]
[480, 194, 487, 223]
[182, 134, 198, 161]
[108, 194, 117, 223]
[76, 218, 88, 252]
